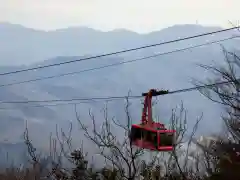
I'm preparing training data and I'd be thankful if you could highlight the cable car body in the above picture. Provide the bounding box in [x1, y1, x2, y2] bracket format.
[129, 89, 176, 152]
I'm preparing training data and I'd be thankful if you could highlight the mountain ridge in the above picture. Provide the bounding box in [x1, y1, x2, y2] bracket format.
[0, 22, 224, 34]
[1, 22, 236, 66]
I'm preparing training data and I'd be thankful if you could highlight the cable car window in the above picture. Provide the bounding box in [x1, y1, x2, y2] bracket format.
[130, 127, 157, 146]
[159, 132, 174, 146]
[145, 131, 157, 142]
[130, 127, 143, 140]
[130, 127, 142, 139]
[144, 130, 158, 148]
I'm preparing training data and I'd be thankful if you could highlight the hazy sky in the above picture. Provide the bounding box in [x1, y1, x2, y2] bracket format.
[1, 0, 239, 33]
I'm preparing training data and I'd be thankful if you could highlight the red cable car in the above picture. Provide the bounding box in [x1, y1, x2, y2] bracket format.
[129, 89, 176, 151]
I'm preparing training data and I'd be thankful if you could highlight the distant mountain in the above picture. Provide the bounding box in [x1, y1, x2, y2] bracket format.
[0, 22, 239, 65]
[0, 23, 239, 166]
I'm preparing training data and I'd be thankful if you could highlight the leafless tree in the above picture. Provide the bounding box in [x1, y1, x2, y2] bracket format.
[75, 97, 147, 180]
[23, 120, 92, 180]
[194, 48, 240, 179]
[163, 103, 203, 179]
[21, 93, 204, 180]
[75, 94, 203, 180]
[196, 48, 240, 142]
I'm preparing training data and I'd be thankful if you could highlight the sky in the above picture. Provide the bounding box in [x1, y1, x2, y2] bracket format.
[0, 0, 239, 33]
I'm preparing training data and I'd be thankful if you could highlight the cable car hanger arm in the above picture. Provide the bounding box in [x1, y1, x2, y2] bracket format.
[142, 89, 169, 97]
[141, 89, 168, 125]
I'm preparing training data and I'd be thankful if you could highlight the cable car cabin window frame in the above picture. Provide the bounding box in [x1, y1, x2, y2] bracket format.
[157, 130, 175, 151]
[130, 125, 158, 149]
